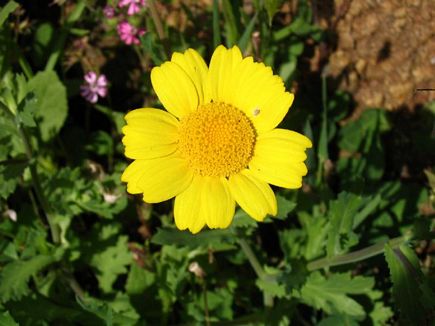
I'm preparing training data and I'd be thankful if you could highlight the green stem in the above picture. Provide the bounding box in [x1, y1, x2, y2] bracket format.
[316, 72, 329, 185]
[147, 0, 170, 57]
[45, 0, 86, 71]
[238, 238, 273, 307]
[212, 0, 221, 48]
[18, 125, 60, 244]
[239, 238, 265, 278]
[307, 235, 406, 271]
[18, 51, 34, 79]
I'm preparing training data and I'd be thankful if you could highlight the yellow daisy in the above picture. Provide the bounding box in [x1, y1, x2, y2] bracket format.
[122, 45, 312, 233]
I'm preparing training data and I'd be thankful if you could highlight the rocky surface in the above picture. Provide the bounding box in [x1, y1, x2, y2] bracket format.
[325, 0, 435, 111]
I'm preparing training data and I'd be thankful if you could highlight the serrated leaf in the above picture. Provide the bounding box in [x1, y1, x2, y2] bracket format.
[298, 212, 328, 260]
[76, 296, 138, 326]
[298, 272, 374, 318]
[125, 264, 155, 295]
[27, 70, 68, 141]
[256, 266, 287, 299]
[0, 160, 26, 199]
[0, 311, 18, 326]
[369, 301, 393, 326]
[384, 243, 435, 324]
[264, 0, 283, 25]
[318, 314, 359, 326]
[90, 235, 132, 293]
[6, 292, 100, 324]
[327, 192, 362, 257]
[275, 194, 297, 219]
[0, 252, 63, 302]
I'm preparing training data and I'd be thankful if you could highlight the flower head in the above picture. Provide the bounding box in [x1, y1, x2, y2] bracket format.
[118, 0, 146, 16]
[117, 21, 145, 45]
[103, 5, 116, 19]
[80, 72, 108, 103]
[122, 46, 312, 233]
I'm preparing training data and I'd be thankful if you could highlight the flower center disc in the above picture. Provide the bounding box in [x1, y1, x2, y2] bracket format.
[178, 102, 256, 177]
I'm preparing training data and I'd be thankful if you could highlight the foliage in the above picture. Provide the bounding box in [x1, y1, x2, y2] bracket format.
[0, 0, 433, 325]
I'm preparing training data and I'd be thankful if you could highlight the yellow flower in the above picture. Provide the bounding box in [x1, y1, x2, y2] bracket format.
[122, 45, 312, 233]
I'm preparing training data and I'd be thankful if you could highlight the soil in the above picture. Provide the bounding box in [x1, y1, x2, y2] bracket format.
[318, 0, 435, 112]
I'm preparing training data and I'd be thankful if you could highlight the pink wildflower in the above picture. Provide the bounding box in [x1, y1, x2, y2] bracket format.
[103, 5, 116, 19]
[118, 0, 146, 16]
[117, 21, 145, 45]
[80, 72, 108, 104]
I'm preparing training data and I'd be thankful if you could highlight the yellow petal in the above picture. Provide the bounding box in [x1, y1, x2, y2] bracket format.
[122, 154, 193, 203]
[171, 48, 209, 104]
[122, 108, 179, 159]
[151, 61, 199, 118]
[231, 58, 294, 132]
[228, 169, 277, 221]
[121, 160, 146, 194]
[249, 129, 312, 188]
[174, 176, 235, 233]
[207, 45, 243, 104]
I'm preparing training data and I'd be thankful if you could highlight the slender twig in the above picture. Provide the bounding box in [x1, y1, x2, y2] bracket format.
[307, 235, 406, 271]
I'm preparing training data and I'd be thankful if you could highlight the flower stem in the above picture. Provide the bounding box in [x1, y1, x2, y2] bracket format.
[307, 235, 406, 271]
[18, 125, 60, 244]
[45, 0, 86, 70]
[238, 238, 273, 307]
[239, 238, 265, 278]
[147, 0, 170, 57]
[147, 0, 165, 40]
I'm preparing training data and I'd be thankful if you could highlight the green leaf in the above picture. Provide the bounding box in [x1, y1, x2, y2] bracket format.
[125, 264, 155, 295]
[0, 1, 19, 27]
[237, 13, 258, 53]
[0, 311, 18, 326]
[275, 194, 297, 219]
[298, 212, 328, 260]
[318, 314, 359, 326]
[86, 131, 113, 156]
[27, 70, 68, 141]
[16, 92, 37, 128]
[384, 243, 435, 324]
[186, 287, 234, 322]
[0, 160, 26, 199]
[264, 0, 283, 25]
[273, 1, 318, 40]
[298, 272, 374, 318]
[369, 301, 394, 326]
[326, 193, 359, 257]
[76, 296, 138, 326]
[152, 228, 236, 251]
[90, 235, 132, 293]
[279, 58, 297, 83]
[32, 22, 55, 67]
[6, 292, 101, 325]
[212, 0, 221, 48]
[256, 266, 286, 299]
[221, 0, 240, 46]
[140, 32, 166, 64]
[0, 252, 63, 302]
